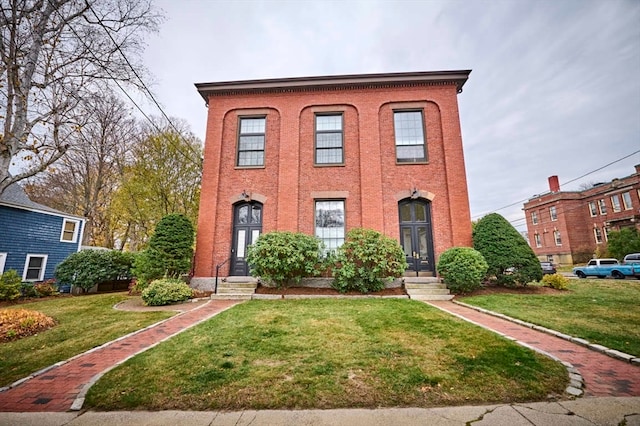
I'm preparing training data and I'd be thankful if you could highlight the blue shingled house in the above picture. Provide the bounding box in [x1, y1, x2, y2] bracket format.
[0, 183, 85, 281]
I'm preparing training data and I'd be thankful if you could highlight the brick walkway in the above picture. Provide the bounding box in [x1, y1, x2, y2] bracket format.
[428, 300, 640, 397]
[0, 300, 239, 412]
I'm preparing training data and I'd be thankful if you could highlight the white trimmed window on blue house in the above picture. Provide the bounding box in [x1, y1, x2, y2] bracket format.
[60, 218, 80, 243]
[23, 254, 48, 281]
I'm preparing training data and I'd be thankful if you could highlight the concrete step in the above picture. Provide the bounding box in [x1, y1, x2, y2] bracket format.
[217, 282, 257, 290]
[404, 282, 447, 290]
[404, 277, 441, 284]
[410, 294, 455, 301]
[216, 287, 256, 294]
[225, 276, 259, 284]
[406, 288, 451, 295]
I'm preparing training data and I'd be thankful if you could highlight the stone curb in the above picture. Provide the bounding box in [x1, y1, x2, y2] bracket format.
[425, 301, 584, 398]
[453, 300, 640, 365]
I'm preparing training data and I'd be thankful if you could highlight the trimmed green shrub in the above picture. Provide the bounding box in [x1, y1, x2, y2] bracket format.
[34, 279, 57, 297]
[55, 249, 136, 292]
[141, 278, 193, 306]
[0, 270, 22, 301]
[332, 228, 408, 293]
[473, 213, 543, 287]
[436, 247, 488, 294]
[246, 231, 323, 287]
[541, 273, 569, 290]
[133, 214, 195, 286]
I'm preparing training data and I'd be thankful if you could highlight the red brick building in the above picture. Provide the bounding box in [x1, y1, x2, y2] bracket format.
[523, 165, 640, 265]
[191, 71, 473, 289]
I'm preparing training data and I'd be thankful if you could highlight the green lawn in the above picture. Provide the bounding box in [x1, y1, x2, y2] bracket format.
[460, 279, 640, 356]
[86, 299, 567, 410]
[0, 293, 173, 386]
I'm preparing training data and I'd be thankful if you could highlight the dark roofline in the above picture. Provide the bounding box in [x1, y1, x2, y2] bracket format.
[195, 70, 472, 102]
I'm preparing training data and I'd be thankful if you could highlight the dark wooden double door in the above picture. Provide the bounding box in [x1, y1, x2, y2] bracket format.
[399, 200, 435, 275]
[230, 202, 262, 276]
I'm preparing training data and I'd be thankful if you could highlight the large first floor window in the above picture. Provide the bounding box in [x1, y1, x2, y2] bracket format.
[594, 227, 603, 244]
[534, 233, 542, 247]
[315, 200, 345, 252]
[553, 230, 562, 246]
[23, 254, 48, 281]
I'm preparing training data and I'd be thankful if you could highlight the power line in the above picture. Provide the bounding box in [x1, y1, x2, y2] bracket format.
[471, 149, 640, 221]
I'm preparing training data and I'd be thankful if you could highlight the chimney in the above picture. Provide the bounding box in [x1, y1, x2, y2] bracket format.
[548, 175, 560, 193]
[635, 164, 640, 174]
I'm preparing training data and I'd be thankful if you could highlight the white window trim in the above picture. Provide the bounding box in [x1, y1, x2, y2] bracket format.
[611, 194, 621, 212]
[0, 253, 7, 273]
[23, 254, 48, 281]
[531, 211, 538, 225]
[553, 230, 562, 246]
[549, 206, 557, 221]
[622, 192, 633, 210]
[588, 202, 597, 217]
[60, 218, 80, 243]
[534, 233, 542, 248]
[594, 228, 603, 244]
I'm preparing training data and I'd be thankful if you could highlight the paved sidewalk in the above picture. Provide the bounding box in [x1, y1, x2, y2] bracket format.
[0, 300, 240, 412]
[428, 300, 640, 397]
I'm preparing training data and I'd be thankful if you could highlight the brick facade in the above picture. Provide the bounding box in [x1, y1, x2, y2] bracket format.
[523, 165, 640, 265]
[192, 71, 473, 283]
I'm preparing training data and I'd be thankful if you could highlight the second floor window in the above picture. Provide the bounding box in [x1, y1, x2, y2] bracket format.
[315, 114, 343, 164]
[588, 202, 597, 217]
[611, 194, 621, 212]
[531, 211, 538, 225]
[598, 199, 607, 215]
[237, 117, 266, 167]
[394, 110, 426, 163]
[622, 191, 633, 210]
[549, 206, 557, 221]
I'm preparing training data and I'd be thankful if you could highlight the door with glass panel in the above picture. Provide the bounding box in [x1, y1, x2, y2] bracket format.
[399, 200, 435, 275]
[230, 202, 262, 276]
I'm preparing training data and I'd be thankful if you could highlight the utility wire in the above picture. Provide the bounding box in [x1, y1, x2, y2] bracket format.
[472, 149, 640, 220]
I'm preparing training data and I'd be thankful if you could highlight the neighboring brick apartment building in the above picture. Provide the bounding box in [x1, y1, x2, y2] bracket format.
[191, 70, 473, 288]
[523, 165, 640, 265]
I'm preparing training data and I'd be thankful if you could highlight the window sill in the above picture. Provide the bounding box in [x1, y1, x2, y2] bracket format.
[395, 160, 429, 165]
[235, 165, 266, 170]
[314, 163, 346, 168]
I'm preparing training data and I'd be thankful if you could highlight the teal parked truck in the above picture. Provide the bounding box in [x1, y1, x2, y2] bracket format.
[572, 258, 640, 279]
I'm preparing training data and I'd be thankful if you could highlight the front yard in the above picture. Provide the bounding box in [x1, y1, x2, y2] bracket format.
[460, 279, 640, 357]
[0, 294, 173, 387]
[85, 299, 567, 410]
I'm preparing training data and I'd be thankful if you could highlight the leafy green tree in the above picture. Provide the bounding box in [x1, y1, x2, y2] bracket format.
[472, 213, 542, 286]
[606, 228, 640, 260]
[437, 247, 488, 294]
[332, 228, 408, 293]
[133, 214, 195, 285]
[246, 231, 323, 288]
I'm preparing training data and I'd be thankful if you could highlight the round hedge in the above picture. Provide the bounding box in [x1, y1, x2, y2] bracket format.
[436, 247, 488, 294]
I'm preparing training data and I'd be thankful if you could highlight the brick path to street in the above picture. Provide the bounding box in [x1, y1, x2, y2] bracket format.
[428, 301, 640, 397]
[0, 297, 638, 413]
[0, 300, 239, 412]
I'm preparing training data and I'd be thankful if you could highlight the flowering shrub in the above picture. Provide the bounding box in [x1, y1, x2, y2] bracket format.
[34, 279, 57, 297]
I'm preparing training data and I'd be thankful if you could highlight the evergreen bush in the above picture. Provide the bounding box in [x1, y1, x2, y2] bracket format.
[472, 213, 543, 286]
[55, 249, 136, 292]
[0, 270, 22, 301]
[436, 247, 488, 294]
[332, 228, 408, 293]
[133, 214, 195, 286]
[141, 278, 193, 306]
[246, 231, 323, 287]
[541, 273, 569, 290]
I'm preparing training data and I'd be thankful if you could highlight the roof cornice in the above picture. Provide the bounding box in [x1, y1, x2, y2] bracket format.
[195, 70, 472, 103]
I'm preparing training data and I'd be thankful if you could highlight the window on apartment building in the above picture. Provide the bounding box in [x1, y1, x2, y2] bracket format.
[23, 254, 48, 281]
[611, 194, 621, 212]
[588, 202, 597, 217]
[553, 230, 562, 246]
[315, 200, 345, 252]
[604, 226, 610, 241]
[549, 206, 557, 221]
[60, 218, 79, 243]
[598, 199, 607, 215]
[531, 211, 538, 225]
[594, 227, 603, 244]
[315, 114, 343, 164]
[622, 191, 633, 210]
[237, 117, 266, 167]
[394, 110, 426, 163]
[534, 233, 542, 247]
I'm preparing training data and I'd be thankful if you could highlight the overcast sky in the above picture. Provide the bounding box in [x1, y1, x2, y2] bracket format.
[141, 0, 640, 231]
